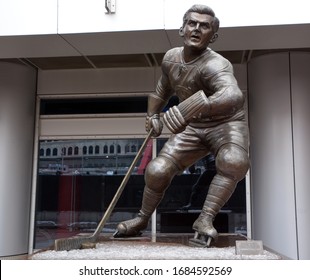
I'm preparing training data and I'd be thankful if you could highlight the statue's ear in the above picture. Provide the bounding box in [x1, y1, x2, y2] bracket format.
[179, 27, 184, 37]
[209, 33, 218, 43]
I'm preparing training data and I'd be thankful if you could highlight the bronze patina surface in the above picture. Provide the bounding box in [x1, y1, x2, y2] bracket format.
[115, 4, 250, 248]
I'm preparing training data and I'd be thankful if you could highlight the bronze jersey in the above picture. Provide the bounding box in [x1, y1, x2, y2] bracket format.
[157, 47, 245, 127]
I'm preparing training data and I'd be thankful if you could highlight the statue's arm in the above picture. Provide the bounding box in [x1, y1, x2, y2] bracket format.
[202, 60, 244, 118]
[146, 60, 174, 136]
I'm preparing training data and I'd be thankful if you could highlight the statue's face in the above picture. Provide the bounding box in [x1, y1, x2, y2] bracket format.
[182, 12, 215, 52]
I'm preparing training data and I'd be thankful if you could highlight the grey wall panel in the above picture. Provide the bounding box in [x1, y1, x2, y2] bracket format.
[39, 115, 171, 139]
[290, 52, 310, 259]
[37, 64, 247, 96]
[248, 53, 298, 259]
[37, 67, 157, 95]
[0, 62, 36, 257]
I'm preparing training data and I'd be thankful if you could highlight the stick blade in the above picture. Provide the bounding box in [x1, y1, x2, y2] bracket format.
[54, 236, 96, 251]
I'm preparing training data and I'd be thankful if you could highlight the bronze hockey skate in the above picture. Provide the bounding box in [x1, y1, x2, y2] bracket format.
[189, 214, 218, 247]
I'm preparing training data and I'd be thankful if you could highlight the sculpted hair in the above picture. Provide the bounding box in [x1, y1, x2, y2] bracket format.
[182, 4, 220, 32]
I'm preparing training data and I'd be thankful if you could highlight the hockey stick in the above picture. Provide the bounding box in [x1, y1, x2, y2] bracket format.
[54, 128, 153, 251]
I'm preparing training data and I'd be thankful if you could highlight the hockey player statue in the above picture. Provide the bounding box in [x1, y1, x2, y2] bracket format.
[114, 4, 250, 247]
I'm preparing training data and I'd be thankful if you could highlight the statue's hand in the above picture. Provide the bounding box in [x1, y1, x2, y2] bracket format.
[163, 106, 187, 134]
[145, 114, 163, 137]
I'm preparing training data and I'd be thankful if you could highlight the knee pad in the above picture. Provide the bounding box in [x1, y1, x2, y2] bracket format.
[216, 144, 250, 181]
[145, 156, 179, 192]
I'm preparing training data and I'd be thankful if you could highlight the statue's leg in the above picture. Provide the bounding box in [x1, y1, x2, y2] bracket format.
[190, 143, 249, 247]
[114, 155, 179, 237]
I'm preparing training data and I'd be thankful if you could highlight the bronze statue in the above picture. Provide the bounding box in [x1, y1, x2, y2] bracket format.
[114, 4, 250, 247]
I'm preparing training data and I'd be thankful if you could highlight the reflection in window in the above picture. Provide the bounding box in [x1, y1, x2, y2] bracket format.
[103, 145, 108, 154]
[35, 137, 150, 250]
[125, 144, 130, 153]
[52, 148, 58, 156]
[109, 145, 114, 154]
[35, 137, 246, 250]
[95, 145, 100, 154]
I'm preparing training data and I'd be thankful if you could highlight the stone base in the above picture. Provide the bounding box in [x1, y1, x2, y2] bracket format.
[31, 233, 282, 260]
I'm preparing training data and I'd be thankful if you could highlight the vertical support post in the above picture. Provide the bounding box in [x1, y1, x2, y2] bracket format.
[151, 137, 157, 241]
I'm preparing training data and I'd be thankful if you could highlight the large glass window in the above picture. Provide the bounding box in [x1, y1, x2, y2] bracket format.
[35, 137, 246, 249]
[34, 138, 151, 249]
[34, 93, 247, 250]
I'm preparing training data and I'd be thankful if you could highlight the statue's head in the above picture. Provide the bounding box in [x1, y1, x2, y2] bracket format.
[182, 4, 220, 33]
[179, 4, 219, 47]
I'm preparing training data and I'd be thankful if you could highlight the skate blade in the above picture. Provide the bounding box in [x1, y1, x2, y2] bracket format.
[113, 230, 142, 238]
[189, 234, 212, 248]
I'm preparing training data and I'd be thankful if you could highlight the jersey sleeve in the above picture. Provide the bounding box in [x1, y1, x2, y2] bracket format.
[147, 50, 175, 116]
[201, 56, 244, 118]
